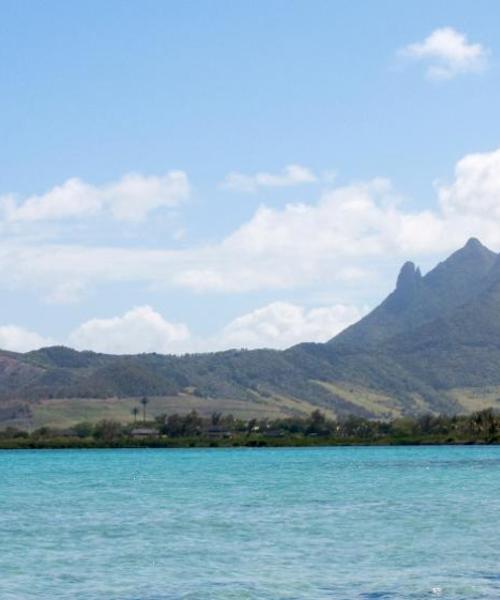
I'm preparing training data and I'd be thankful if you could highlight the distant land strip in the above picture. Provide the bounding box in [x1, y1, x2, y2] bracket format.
[1, 408, 500, 449]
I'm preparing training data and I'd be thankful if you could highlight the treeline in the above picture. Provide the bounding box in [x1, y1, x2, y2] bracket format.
[2, 408, 500, 449]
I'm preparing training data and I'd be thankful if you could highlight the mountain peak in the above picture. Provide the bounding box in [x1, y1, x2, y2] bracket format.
[462, 237, 489, 254]
[465, 236, 482, 248]
[425, 237, 496, 286]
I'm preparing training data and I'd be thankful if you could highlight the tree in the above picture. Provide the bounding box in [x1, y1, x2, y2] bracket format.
[211, 411, 222, 426]
[165, 413, 184, 436]
[131, 407, 139, 423]
[308, 409, 331, 435]
[246, 418, 257, 434]
[140, 397, 149, 423]
[470, 408, 498, 441]
[183, 410, 203, 435]
[73, 421, 93, 438]
[93, 420, 123, 443]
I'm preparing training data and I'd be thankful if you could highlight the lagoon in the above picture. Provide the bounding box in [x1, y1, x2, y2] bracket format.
[1, 446, 500, 599]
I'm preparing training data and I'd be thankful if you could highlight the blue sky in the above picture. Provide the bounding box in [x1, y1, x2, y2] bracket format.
[1, 0, 500, 353]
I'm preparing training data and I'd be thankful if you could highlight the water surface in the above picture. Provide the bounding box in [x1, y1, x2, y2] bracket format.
[1, 446, 500, 599]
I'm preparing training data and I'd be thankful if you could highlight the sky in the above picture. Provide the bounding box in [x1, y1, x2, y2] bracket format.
[1, 0, 500, 354]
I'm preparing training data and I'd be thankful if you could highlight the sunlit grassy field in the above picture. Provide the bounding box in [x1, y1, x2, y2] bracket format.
[28, 391, 323, 429]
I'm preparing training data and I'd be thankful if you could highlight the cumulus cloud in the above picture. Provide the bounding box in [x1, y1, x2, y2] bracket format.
[438, 148, 500, 217]
[183, 149, 500, 291]
[0, 325, 53, 353]
[218, 302, 364, 350]
[1, 149, 500, 302]
[1, 170, 189, 223]
[0, 301, 364, 354]
[176, 178, 441, 292]
[400, 27, 489, 80]
[68, 305, 191, 354]
[221, 164, 317, 192]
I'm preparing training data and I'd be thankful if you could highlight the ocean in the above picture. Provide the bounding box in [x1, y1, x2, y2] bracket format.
[1, 446, 500, 599]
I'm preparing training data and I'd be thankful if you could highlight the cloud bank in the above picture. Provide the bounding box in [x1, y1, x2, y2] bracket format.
[2, 149, 500, 304]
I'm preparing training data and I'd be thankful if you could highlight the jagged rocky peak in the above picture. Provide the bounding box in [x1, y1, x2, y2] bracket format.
[396, 261, 422, 292]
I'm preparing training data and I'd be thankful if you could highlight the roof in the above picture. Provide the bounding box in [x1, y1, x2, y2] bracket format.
[130, 428, 158, 435]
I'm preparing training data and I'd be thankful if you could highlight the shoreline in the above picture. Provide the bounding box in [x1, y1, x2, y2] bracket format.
[0, 436, 496, 450]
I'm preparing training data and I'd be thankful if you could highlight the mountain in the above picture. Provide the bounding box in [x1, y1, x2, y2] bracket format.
[3, 237, 500, 428]
[330, 237, 497, 349]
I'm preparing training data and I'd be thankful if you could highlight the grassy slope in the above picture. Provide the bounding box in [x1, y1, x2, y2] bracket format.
[27, 385, 500, 429]
[313, 381, 404, 418]
[24, 391, 325, 429]
[3, 383, 500, 430]
[447, 386, 500, 413]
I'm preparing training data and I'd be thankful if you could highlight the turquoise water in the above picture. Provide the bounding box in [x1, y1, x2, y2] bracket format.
[1, 447, 500, 599]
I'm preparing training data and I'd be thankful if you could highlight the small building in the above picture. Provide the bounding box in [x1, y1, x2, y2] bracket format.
[205, 426, 232, 439]
[130, 427, 159, 439]
[263, 429, 285, 438]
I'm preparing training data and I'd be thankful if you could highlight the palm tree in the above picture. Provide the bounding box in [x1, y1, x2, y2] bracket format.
[140, 397, 149, 423]
[131, 407, 139, 423]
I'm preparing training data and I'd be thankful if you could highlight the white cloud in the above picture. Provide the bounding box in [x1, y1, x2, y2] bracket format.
[176, 178, 417, 292]
[217, 302, 364, 350]
[438, 148, 500, 218]
[1, 170, 189, 223]
[221, 164, 317, 192]
[0, 325, 53, 353]
[401, 27, 488, 80]
[69, 306, 191, 354]
[104, 172, 189, 221]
